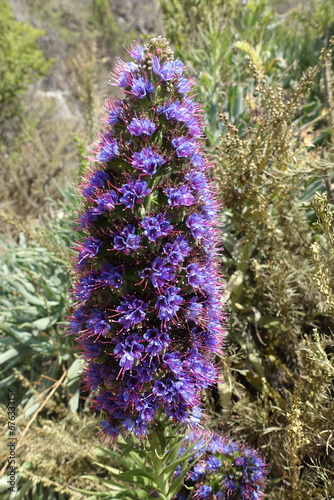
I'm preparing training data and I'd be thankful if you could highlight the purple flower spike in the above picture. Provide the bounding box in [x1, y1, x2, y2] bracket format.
[68, 38, 225, 438]
[175, 431, 268, 500]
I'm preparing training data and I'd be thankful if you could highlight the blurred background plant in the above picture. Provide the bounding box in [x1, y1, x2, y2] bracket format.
[1, 0, 334, 499]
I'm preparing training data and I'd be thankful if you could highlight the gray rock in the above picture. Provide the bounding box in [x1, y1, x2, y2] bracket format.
[110, 0, 164, 35]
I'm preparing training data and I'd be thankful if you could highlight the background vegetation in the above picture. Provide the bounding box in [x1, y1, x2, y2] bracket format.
[0, 0, 333, 499]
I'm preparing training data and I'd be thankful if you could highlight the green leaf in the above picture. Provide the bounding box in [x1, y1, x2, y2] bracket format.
[0, 347, 18, 364]
[163, 439, 205, 476]
[93, 462, 151, 487]
[31, 317, 51, 330]
[117, 468, 156, 483]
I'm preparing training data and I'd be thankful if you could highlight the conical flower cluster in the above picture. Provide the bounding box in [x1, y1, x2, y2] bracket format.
[175, 432, 268, 500]
[68, 37, 225, 437]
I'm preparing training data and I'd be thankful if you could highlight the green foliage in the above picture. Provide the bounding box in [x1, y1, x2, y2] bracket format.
[162, 0, 334, 144]
[73, 424, 205, 500]
[161, 1, 334, 498]
[310, 193, 334, 313]
[0, 1, 52, 123]
[214, 55, 334, 499]
[0, 189, 79, 412]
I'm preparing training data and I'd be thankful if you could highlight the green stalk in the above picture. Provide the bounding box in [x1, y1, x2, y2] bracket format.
[147, 424, 172, 500]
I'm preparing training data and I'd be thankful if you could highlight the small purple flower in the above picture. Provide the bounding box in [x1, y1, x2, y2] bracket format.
[114, 61, 139, 88]
[163, 236, 191, 265]
[86, 308, 110, 336]
[165, 185, 195, 207]
[163, 352, 183, 375]
[69, 307, 86, 335]
[113, 225, 140, 254]
[152, 57, 184, 81]
[79, 208, 99, 228]
[99, 264, 122, 288]
[99, 420, 120, 438]
[97, 134, 119, 162]
[186, 263, 208, 288]
[205, 456, 222, 472]
[171, 137, 196, 157]
[234, 456, 245, 467]
[119, 180, 151, 209]
[143, 328, 170, 356]
[128, 118, 157, 136]
[195, 485, 213, 500]
[143, 257, 174, 288]
[186, 298, 203, 322]
[117, 70, 134, 89]
[81, 339, 101, 359]
[128, 44, 144, 61]
[155, 286, 183, 320]
[107, 100, 122, 125]
[77, 237, 103, 268]
[131, 76, 154, 99]
[132, 147, 165, 175]
[92, 190, 118, 215]
[117, 296, 147, 329]
[186, 170, 209, 191]
[83, 170, 109, 197]
[114, 334, 144, 372]
[158, 101, 191, 123]
[141, 213, 172, 242]
[176, 77, 191, 94]
[186, 213, 207, 241]
[75, 273, 99, 302]
[84, 363, 105, 390]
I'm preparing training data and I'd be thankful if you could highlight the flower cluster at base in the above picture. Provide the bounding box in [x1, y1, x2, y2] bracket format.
[68, 37, 225, 437]
[174, 432, 268, 500]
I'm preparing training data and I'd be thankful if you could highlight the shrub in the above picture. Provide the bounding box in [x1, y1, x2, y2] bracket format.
[0, 1, 52, 124]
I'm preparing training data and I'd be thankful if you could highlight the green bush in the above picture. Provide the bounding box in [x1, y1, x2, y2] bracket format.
[0, 1, 53, 123]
